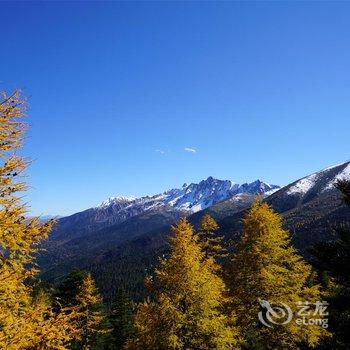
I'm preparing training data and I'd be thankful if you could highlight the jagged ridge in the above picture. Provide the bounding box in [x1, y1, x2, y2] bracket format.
[97, 177, 279, 213]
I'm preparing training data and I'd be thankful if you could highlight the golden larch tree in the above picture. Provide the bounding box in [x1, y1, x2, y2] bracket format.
[198, 213, 227, 260]
[128, 218, 240, 349]
[75, 273, 108, 349]
[228, 198, 329, 349]
[0, 91, 80, 349]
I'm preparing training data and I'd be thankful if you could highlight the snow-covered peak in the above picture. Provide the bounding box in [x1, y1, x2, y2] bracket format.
[263, 187, 280, 197]
[285, 160, 350, 196]
[239, 179, 277, 194]
[97, 177, 279, 214]
[97, 195, 137, 208]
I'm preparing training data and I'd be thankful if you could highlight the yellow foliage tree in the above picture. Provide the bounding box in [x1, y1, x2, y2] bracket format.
[75, 273, 108, 350]
[228, 198, 329, 349]
[0, 91, 80, 349]
[29, 291, 81, 350]
[199, 214, 227, 260]
[128, 218, 240, 349]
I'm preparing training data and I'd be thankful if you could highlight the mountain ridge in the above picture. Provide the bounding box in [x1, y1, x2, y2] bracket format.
[49, 177, 278, 242]
[95, 177, 279, 214]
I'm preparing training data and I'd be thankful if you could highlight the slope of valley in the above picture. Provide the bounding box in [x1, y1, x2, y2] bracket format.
[38, 161, 350, 301]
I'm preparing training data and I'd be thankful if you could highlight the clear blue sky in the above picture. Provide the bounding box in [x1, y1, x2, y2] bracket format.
[1, 1, 349, 216]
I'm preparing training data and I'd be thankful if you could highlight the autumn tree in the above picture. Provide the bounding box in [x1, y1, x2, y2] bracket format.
[228, 198, 328, 349]
[0, 91, 80, 349]
[73, 273, 110, 350]
[28, 291, 81, 350]
[198, 213, 227, 260]
[128, 218, 240, 349]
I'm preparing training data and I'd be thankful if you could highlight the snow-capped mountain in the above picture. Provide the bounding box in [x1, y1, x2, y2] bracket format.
[50, 161, 350, 244]
[282, 160, 349, 196]
[50, 177, 278, 241]
[97, 177, 279, 214]
[267, 160, 350, 212]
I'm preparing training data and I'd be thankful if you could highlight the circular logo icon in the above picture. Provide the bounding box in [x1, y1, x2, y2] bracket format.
[258, 299, 293, 328]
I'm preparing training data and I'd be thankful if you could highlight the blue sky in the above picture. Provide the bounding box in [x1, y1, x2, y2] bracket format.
[1, 1, 350, 216]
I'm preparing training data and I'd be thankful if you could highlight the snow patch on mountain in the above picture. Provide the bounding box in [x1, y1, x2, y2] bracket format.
[263, 187, 280, 197]
[324, 162, 350, 190]
[280, 160, 350, 198]
[322, 161, 350, 171]
[287, 174, 318, 195]
[98, 196, 137, 208]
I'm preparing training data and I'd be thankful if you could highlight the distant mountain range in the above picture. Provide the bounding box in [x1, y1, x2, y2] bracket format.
[47, 178, 278, 242]
[38, 160, 350, 301]
[97, 177, 279, 213]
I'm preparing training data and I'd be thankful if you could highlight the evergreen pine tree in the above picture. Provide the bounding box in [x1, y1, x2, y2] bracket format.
[228, 198, 328, 349]
[0, 91, 80, 349]
[311, 179, 350, 349]
[74, 273, 110, 350]
[55, 269, 89, 307]
[127, 218, 240, 349]
[198, 214, 227, 260]
[109, 288, 135, 349]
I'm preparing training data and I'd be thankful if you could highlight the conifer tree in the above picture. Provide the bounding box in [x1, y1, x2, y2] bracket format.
[0, 91, 80, 349]
[74, 273, 110, 350]
[198, 213, 227, 260]
[109, 288, 135, 349]
[55, 269, 89, 307]
[228, 198, 328, 349]
[128, 218, 240, 349]
[311, 179, 350, 349]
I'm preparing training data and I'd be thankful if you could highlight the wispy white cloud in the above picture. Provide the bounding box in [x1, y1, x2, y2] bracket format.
[184, 147, 197, 153]
[155, 149, 166, 155]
